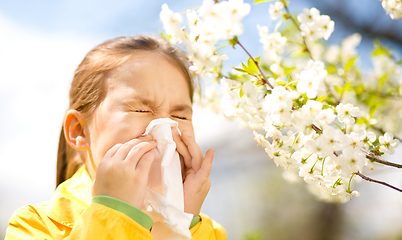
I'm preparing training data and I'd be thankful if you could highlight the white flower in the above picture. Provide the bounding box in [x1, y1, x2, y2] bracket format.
[257, 25, 287, 62]
[291, 109, 315, 134]
[379, 132, 400, 154]
[304, 138, 330, 157]
[162, 0, 250, 77]
[264, 86, 299, 112]
[298, 8, 321, 24]
[314, 15, 335, 40]
[317, 108, 336, 126]
[341, 33, 362, 64]
[381, 0, 402, 19]
[320, 126, 348, 152]
[160, 4, 185, 44]
[336, 103, 359, 125]
[296, 60, 327, 98]
[340, 147, 366, 173]
[298, 8, 335, 41]
[324, 155, 344, 176]
[302, 100, 323, 122]
[297, 70, 320, 98]
[268, 1, 285, 20]
[347, 132, 364, 149]
[253, 131, 272, 149]
[361, 130, 376, 149]
[324, 45, 340, 64]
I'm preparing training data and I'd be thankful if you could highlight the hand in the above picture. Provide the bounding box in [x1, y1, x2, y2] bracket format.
[92, 134, 157, 209]
[172, 127, 214, 216]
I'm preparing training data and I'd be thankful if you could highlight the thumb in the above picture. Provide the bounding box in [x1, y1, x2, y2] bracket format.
[91, 178, 97, 198]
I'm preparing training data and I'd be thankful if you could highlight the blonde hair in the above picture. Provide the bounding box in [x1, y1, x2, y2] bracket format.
[56, 35, 194, 187]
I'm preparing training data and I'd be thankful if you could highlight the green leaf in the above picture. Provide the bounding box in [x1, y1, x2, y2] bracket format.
[276, 81, 286, 86]
[343, 81, 352, 92]
[326, 64, 337, 74]
[316, 95, 326, 102]
[322, 104, 334, 110]
[369, 104, 380, 118]
[228, 73, 241, 80]
[379, 74, 387, 87]
[232, 66, 248, 73]
[284, 67, 296, 75]
[372, 47, 388, 56]
[242, 62, 251, 73]
[229, 36, 238, 48]
[247, 57, 259, 74]
[334, 86, 342, 95]
[240, 87, 244, 98]
[366, 93, 378, 108]
[354, 84, 364, 95]
[254, 0, 277, 4]
[344, 57, 356, 72]
[372, 39, 390, 57]
[355, 117, 370, 125]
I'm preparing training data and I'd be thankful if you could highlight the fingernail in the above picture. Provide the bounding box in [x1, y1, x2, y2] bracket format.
[172, 127, 180, 135]
[141, 134, 152, 140]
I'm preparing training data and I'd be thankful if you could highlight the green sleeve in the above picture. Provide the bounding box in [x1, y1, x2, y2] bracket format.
[92, 195, 201, 230]
[92, 195, 153, 230]
[190, 215, 201, 229]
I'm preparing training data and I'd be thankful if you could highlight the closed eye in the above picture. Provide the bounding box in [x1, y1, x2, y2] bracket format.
[133, 109, 151, 113]
[172, 115, 189, 120]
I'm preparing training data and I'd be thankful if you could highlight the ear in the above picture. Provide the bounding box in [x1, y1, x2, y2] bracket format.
[64, 110, 89, 150]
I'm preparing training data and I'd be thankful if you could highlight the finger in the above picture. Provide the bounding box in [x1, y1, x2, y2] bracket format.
[124, 140, 157, 166]
[172, 127, 192, 168]
[181, 131, 204, 170]
[196, 149, 215, 180]
[104, 143, 123, 158]
[113, 134, 154, 160]
[136, 150, 156, 178]
[91, 179, 97, 197]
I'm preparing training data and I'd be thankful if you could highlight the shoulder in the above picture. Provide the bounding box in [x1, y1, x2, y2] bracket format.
[9, 203, 48, 223]
[6, 203, 57, 239]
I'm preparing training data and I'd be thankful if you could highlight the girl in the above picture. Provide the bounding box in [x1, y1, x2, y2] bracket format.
[6, 35, 226, 239]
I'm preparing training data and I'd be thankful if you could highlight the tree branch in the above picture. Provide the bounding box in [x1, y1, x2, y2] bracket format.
[360, 148, 402, 169]
[283, 3, 314, 60]
[311, 123, 402, 169]
[236, 40, 274, 89]
[354, 171, 402, 193]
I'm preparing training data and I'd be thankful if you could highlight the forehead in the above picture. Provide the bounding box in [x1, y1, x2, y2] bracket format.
[103, 51, 191, 102]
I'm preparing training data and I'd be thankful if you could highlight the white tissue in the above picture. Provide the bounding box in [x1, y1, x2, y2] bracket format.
[142, 118, 193, 240]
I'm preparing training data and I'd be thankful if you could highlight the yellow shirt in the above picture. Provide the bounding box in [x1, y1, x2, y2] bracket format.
[6, 166, 227, 240]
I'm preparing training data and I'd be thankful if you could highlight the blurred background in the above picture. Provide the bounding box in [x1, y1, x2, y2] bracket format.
[0, 0, 401, 239]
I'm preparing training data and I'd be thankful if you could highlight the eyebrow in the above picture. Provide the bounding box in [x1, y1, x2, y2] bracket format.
[170, 104, 193, 114]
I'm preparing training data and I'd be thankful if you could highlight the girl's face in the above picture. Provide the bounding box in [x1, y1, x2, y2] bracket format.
[86, 51, 193, 168]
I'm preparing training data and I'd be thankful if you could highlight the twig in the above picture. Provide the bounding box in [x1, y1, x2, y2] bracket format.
[311, 124, 402, 169]
[354, 171, 402, 193]
[371, 126, 402, 143]
[283, 3, 314, 60]
[235, 40, 274, 89]
[311, 124, 322, 134]
[360, 148, 402, 169]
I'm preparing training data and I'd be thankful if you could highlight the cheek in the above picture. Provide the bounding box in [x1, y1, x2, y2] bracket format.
[89, 113, 151, 163]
